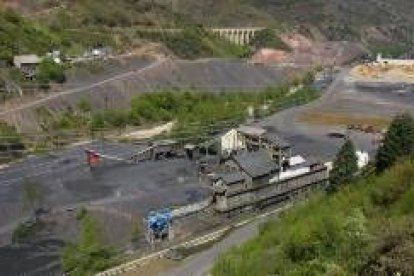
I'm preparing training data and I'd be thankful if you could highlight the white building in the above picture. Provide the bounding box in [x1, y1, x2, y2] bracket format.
[219, 129, 246, 155]
[356, 150, 370, 169]
[376, 53, 414, 66]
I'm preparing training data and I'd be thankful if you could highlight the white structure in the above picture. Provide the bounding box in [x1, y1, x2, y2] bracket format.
[269, 155, 310, 183]
[376, 53, 414, 66]
[13, 54, 40, 68]
[325, 161, 333, 172]
[324, 151, 369, 172]
[13, 54, 41, 77]
[356, 150, 370, 169]
[46, 50, 61, 64]
[136, 27, 265, 46]
[289, 155, 306, 166]
[210, 28, 265, 45]
[220, 129, 246, 155]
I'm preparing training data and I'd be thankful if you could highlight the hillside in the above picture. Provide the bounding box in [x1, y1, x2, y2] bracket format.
[212, 160, 414, 275]
[171, 0, 413, 52]
[1, 0, 414, 59]
[0, 58, 308, 132]
[0, 7, 113, 61]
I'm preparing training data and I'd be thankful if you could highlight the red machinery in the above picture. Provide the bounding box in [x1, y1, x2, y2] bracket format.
[85, 149, 101, 166]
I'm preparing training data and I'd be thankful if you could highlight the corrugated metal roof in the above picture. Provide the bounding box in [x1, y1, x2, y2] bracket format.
[238, 125, 266, 137]
[218, 172, 245, 185]
[233, 150, 278, 178]
[262, 132, 290, 148]
[13, 55, 40, 65]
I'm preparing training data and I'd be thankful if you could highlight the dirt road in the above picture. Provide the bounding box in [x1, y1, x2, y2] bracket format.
[0, 58, 167, 116]
[260, 68, 414, 160]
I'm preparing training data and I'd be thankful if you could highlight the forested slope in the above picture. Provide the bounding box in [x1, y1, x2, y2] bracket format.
[2, 0, 414, 59]
[213, 160, 414, 275]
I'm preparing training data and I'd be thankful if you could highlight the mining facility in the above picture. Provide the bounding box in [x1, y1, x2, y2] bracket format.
[104, 124, 328, 245]
[82, 123, 330, 246]
[202, 125, 329, 213]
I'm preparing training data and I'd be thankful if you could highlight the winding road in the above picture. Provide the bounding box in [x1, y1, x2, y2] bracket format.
[0, 58, 167, 116]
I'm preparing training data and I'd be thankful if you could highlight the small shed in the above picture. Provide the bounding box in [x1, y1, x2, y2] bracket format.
[13, 55, 41, 78]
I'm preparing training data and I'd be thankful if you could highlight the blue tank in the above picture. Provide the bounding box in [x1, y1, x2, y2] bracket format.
[147, 209, 172, 236]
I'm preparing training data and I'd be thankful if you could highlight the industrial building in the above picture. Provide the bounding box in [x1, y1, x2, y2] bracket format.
[13, 54, 41, 78]
[209, 125, 329, 212]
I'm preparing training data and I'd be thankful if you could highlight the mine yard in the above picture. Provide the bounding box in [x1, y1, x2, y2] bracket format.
[1, 58, 414, 275]
[3, 1, 414, 275]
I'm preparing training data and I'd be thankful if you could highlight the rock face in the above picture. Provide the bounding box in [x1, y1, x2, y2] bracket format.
[251, 49, 290, 64]
[251, 33, 367, 66]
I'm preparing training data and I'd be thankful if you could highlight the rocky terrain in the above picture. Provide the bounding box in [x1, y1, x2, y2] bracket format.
[0, 57, 307, 131]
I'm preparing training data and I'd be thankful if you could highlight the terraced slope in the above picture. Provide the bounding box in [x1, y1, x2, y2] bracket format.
[0, 58, 304, 131]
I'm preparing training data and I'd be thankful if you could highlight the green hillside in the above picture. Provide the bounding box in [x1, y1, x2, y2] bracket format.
[212, 160, 414, 275]
[0, 2, 250, 60]
[1, 0, 414, 60]
[0, 8, 55, 61]
[0, 0, 414, 59]
[179, 0, 411, 49]
[0, 7, 113, 61]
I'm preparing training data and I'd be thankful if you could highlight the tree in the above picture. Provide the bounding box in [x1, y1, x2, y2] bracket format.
[77, 99, 92, 113]
[90, 112, 105, 130]
[61, 214, 116, 276]
[249, 28, 289, 50]
[328, 139, 358, 193]
[376, 113, 414, 173]
[0, 121, 21, 145]
[37, 58, 66, 85]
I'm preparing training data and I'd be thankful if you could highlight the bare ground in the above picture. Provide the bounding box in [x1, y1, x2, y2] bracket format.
[0, 58, 304, 132]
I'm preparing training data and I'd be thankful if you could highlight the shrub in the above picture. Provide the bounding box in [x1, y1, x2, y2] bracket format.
[212, 158, 414, 275]
[77, 99, 92, 113]
[12, 220, 45, 244]
[250, 28, 290, 51]
[376, 113, 414, 173]
[61, 214, 116, 275]
[76, 207, 88, 221]
[328, 139, 358, 193]
[37, 58, 66, 84]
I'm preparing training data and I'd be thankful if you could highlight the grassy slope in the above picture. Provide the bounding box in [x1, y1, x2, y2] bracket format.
[212, 160, 414, 275]
[0, 1, 183, 59]
[0, 1, 252, 59]
[44, 84, 318, 136]
[0, 7, 115, 60]
[0, 9, 56, 60]
[3, 0, 414, 58]
[178, 0, 413, 55]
